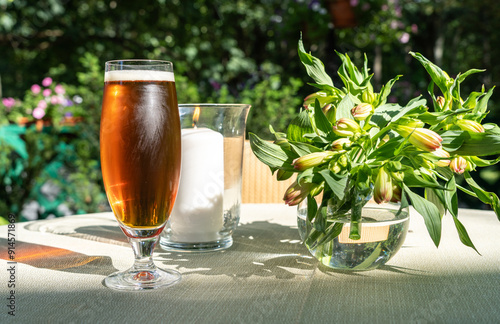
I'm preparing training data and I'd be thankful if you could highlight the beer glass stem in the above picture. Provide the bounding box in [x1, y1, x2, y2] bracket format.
[130, 237, 157, 274]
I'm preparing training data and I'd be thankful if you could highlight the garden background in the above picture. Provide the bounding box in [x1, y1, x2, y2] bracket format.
[1, 0, 499, 222]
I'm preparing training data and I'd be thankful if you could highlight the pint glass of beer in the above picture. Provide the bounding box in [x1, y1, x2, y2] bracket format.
[100, 60, 181, 290]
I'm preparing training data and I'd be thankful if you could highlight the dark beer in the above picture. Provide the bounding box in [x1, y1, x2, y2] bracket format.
[100, 72, 181, 229]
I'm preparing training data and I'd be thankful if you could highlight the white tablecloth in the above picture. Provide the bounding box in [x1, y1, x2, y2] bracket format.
[1, 204, 500, 323]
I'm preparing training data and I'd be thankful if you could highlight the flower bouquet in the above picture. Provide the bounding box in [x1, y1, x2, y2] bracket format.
[250, 37, 500, 260]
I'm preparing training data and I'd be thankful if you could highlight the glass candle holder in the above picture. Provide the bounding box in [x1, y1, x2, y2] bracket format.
[160, 103, 251, 252]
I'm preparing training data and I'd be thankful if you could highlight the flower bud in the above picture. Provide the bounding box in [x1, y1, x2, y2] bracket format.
[436, 96, 447, 110]
[337, 154, 348, 168]
[431, 148, 451, 167]
[292, 151, 335, 171]
[361, 89, 376, 104]
[456, 119, 485, 133]
[283, 180, 317, 206]
[303, 91, 333, 108]
[322, 104, 332, 115]
[394, 125, 442, 152]
[397, 117, 425, 128]
[332, 118, 361, 137]
[391, 171, 404, 183]
[374, 167, 393, 204]
[450, 156, 468, 174]
[351, 103, 373, 121]
[331, 138, 351, 151]
[390, 184, 402, 203]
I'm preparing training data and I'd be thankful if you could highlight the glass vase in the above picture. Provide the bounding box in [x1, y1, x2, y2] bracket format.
[297, 199, 410, 271]
[159, 103, 251, 252]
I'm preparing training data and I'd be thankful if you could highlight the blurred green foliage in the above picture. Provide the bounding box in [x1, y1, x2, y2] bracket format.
[0, 0, 499, 220]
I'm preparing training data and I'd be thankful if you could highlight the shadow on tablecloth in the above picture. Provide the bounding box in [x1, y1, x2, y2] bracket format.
[0, 238, 118, 276]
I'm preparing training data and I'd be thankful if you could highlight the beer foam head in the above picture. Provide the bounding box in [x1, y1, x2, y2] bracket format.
[105, 70, 175, 82]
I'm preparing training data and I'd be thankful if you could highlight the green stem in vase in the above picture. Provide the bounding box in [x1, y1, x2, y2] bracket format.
[349, 198, 362, 240]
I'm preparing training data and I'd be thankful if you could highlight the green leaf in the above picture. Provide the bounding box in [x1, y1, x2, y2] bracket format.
[470, 155, 500, 167]
[336, 51, 365, 85]
[403, 171, 445, 189]
[425, 188, 446, 217]
[319, 169, 348, 201]
[0, 125, 28, 159]
[410, 52, 450, 96]
[444, 176, 458, 218]
[464, 171, 500, 220]
[335, 93, 356, 121]
[370, 104, 401, 128]
[313, 99, 333, 135]
[307, 195, 318, 222]
[249, 133, 295, 172]
[453, 131, 500, 156]
[376, 75, 401, 106]
[473, 86, 495, 114]
[389, 98, 427, 123]
[440, 130, 469, 152]
[367, 136, 405, 160]
[452, 216, 480, 254]
[403, 183, 442, 247]
[316, 222, 344, 245]
[298, 37, 333, 87]
[287, 110, 314, 143]
[457, 69, 485, 83]
[288, 141, 323, 156]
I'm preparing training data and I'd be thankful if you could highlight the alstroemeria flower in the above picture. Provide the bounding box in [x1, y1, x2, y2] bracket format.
[394, 125, 442, 152]
[374, 167, 393, 204]
[283, 180, 318, 206]
[333, 118, 361, 137]
[43, 89, 52, 97]
[331, 138, 351, 151]
[432, 148, 451, 167]
[450, 156, 468, 174]
[457, 119, 484, 133]
[351, 103, 373, 121]
[292, 151, 335, 171]
[42, 77, 53, 87]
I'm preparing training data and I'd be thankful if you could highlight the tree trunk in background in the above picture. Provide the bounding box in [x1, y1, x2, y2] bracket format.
[374, 45, 382, 89]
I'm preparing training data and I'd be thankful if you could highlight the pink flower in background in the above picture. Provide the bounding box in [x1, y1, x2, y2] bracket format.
[399, 32, 410, 44]
[54, 84, 65, 94]
[350, 0, 359, 6]
[43, 89, 52, 97]
[381, 4, 388, 11]
[31, 84, 41, 94]
[33, 107, 46, 119]
[42, 77, 53, 87]
[37, 100, 48, 110]
[2, 97, 16, 108]
[411, 24, 418, 33]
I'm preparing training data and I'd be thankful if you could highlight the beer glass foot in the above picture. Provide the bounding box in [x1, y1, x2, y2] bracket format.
[104, 231, 181, 290]
[160, 236, 233, 253]
[104, 267, 181, 291]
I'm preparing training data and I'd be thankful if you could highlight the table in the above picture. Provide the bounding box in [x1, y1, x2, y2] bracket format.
[1, 204, 500, 323]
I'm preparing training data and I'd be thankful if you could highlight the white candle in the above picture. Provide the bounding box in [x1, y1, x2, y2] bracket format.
[168, 127, 224, 242]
